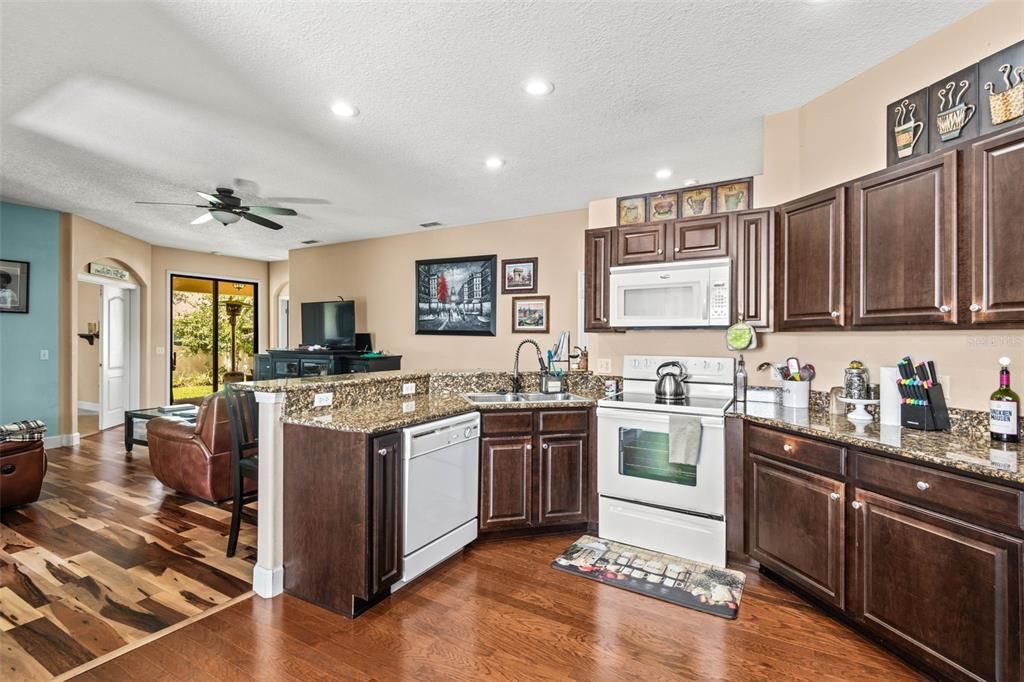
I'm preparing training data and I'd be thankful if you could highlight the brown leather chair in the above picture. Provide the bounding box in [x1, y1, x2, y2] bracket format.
[147, 394, 256, 503]
[1, 440, 47, 508]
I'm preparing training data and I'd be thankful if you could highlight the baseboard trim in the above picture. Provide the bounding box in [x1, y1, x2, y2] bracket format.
[253, 565, 284, 598]
[77, 401, 100, 413]
[43, 433, 80, 448]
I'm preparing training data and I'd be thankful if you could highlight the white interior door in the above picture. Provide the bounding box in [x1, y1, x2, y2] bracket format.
[100, 286, 131, 429]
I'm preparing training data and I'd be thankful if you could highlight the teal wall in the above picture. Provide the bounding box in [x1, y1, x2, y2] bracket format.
[0, 202, 61, 432]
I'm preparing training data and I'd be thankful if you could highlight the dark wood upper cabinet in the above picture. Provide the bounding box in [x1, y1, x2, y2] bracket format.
[584, 229, 613, 331]
[671, 215, 728, 260]
[615, 223, 668, 265]
[732, 210, 774, 329]
[850, 151, 958, 327]
[970, 126, 1024, 324]
[479, 436, 533, 531]
[537, 435, 587, 526]
[777, 187, 846, 329]
[851, 489, 1022, 682]
[748, 454, 846, 608]
[370, 431, 402, 595]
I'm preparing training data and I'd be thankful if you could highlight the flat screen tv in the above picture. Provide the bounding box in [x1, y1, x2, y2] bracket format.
[301, 300, 355, 349]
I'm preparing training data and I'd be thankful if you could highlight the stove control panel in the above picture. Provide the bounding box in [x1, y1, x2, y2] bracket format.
[622, 355, 735, 384]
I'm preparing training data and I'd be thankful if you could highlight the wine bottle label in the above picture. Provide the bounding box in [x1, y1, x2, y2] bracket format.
[990, 401, 1019, 435]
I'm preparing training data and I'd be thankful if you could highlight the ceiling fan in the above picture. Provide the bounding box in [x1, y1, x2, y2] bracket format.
[136, 187, 297, 230]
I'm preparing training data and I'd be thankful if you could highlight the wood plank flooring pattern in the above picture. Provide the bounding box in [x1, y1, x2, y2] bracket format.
[80, 533, 923, 681]
[0, 427, 256, 680]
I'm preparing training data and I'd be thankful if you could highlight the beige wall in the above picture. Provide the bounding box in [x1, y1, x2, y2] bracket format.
[289, 210, 588, 370]
[149, 246, 270, 404]
[76, 281, 101, 405]
[268, 259, 289, 348]
[584, 2, 1024, 410]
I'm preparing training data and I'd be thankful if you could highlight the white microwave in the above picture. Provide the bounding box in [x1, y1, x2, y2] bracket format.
[608, 257, 730, 328]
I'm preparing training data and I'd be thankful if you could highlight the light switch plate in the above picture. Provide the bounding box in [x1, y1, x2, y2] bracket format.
[39, 350, 49, 361]
[402, 400, 416, 413]
[596, 358, 612, 373]
[402, 382, 416, 395]
[313, 392, 334, 407]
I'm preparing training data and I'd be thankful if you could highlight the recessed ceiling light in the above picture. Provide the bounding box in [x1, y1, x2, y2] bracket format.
[523, 78, 554, 96]
[330, 101, 359, 118]
[683, 178, 699, 187]
[485, 156, 504, 169]
[655, 168, 672, 180]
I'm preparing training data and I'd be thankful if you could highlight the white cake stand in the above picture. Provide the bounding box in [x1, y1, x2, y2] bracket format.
[837, 396, 879, 424]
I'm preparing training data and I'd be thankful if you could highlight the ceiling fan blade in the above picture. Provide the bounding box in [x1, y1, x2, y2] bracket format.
[245, 206, 298, 216]
[136, 201, 204, 206]
[241, 212, 284, 230]
[197, 191, 222, 205]
[191, 212, 214, 225]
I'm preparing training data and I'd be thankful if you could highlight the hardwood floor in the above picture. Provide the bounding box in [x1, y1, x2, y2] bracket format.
[79, 535, 922, 681]
[0, 427, 256, 680]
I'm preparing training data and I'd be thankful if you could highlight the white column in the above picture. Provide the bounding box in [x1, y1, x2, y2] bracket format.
[252, 391, 286, 598]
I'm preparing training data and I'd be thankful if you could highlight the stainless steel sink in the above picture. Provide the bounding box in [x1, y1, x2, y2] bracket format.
[464, 392, 587, 404]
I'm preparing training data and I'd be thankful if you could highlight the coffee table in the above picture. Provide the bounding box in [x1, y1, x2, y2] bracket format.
[124, 406, 198, 458]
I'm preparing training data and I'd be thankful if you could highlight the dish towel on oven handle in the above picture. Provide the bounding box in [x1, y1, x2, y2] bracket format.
[667, 415, 702, 465]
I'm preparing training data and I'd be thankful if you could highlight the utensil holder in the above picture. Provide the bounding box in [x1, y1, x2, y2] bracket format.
[899, 383, 950, 431]
[782, 380, 811, 409]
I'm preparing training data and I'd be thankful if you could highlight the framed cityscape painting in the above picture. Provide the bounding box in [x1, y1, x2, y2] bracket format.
[415, 255, 496, 335]
[501, 257, 538, 294]
[0, 260, 29, 313]
[512, 295, 549, 334]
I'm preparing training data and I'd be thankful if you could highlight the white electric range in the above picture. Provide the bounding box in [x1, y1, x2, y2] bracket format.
[597, 355, 735, 567]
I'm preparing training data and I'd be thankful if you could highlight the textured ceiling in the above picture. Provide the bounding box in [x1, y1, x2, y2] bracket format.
[0, 0, 985, 260]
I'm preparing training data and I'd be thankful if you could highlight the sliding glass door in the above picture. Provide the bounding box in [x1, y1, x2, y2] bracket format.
[170, 275, 258, 404]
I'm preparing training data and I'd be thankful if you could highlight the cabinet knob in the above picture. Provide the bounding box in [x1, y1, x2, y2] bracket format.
[783, 443, 793, 452]
[542, 443, 549, 450]
[601, 317, 607, 322]
[657, 249, 663, 255]
[674, 247, 680, 252]
[969, 303, 981, 312]
[378, 448, 388, 456]
[830, 311, 840, 319]
[915, 480, 930, 491]
[938, 305, 951, 313]
[829, 492, 840, 501]
[851, 501, 862, 510]
[526, 444, 532, 450]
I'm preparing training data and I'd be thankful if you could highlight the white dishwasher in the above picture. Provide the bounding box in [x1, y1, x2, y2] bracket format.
[393, 411, 480, 591]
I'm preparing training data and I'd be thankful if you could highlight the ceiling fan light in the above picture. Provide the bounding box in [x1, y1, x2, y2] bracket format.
[210, 209, 240, 225]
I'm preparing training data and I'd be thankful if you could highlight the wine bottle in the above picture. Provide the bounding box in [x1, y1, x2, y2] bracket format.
[990, 357, 1020, 443]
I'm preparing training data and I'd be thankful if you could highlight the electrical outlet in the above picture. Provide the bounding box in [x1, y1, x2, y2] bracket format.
[155, 346, 165, 356]
[39, 350, 49, 361]
[402, 400, 416, 413]
[770, 365, 783, 381]
[313, 392, 334, 407]
[596, 358, 612, 373]
[939, 375, 951, 400]
[402, 382, 416, 395]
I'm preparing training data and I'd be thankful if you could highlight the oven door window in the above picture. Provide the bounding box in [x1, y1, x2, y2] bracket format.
[618, 427, 696, 486]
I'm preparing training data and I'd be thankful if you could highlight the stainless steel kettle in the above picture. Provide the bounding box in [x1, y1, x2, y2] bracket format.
[655, 361, 687, 400]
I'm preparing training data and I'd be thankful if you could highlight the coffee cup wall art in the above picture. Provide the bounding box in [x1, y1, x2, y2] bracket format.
[928, 64, 980, 151]
[617, 196, 647, 225]
[681, 187, 713, 217]
[648, 193, 678, 221]
[715, 182, 750, 212]
[886, 88, 929, 165]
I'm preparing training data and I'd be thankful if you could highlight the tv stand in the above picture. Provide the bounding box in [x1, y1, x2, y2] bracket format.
[266, 349, 402, 379]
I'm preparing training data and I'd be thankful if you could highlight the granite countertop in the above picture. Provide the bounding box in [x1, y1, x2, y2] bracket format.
[286, 394, 478, 433]
[732, 402, 1023, 486]
[241, 370, 428, 393]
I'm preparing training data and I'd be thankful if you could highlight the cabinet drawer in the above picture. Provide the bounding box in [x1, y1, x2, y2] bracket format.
[854, 451, 1024, 535]
[747, 425, 845, 477]
[482, 411, 533, 436]
[537, 409, 588, 434]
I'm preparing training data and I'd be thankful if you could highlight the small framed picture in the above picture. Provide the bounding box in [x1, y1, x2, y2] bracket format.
[501, 257, 538, 294]
[617, 196, 647, 225]
[0, 260, 29, 314]
[512, 295, 550, 334]
[681, 187, 713, 217]
[648, 193, 678, 221]
[715, 180, 752, 212]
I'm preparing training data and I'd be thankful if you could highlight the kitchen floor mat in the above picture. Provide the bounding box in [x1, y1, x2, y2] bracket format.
[551, 534, 745, 619]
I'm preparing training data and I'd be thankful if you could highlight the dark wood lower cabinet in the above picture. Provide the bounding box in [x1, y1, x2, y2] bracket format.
[748, 454, 845, 608]
[852, 490, 1022, 682]
[479, 408, 591, 534]
[370, 431, 402, 595]
[479, 436, 532, 530]
[744, 421, 1024, 682]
